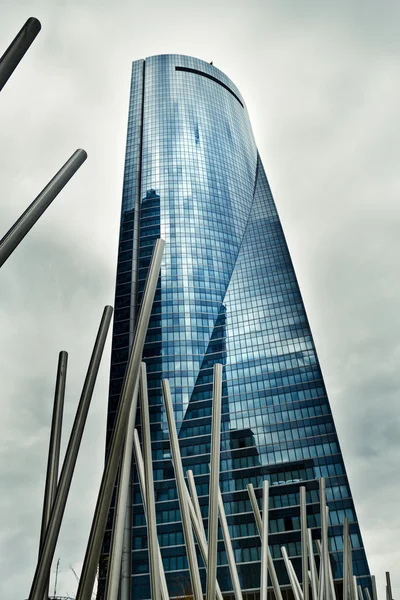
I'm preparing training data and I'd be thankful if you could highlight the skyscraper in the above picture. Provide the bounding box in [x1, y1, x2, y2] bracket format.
[100, 55, 371, 599]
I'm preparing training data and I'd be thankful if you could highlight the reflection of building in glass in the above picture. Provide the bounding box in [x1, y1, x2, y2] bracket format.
[99, 55, 371, 598]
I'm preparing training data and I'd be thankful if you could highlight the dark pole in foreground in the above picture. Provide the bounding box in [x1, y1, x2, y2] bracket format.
[29, 306, 113, 600]
[38, 351, 68, 600]
[0, 17, 41, 92]
[76, 239, 165, 600]
[0, 149, 87, 268]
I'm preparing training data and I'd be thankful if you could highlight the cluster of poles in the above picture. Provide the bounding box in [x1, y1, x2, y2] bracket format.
[0, 17, 395, 600]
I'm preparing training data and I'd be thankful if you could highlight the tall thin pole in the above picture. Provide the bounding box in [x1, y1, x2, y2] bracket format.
[320, 478, 330, 600]
[357, 586, 364, 600]
[0, 17, 41, 91]
[307, 529, 318, 600]
[343, 517, 349, 600]
[38, 350, 67, 600]
[218, 489, 243, 600]
[29, 306, 113, 600]
[140, 363, 160, 600]
[386, 573, 393, 600]
[364, 589, 372, 600]
[162, 378, 203, 600]
[76, 239, 165, 600]
[371, 577, 378, 600]
[260, 480, 269, 600]
[104, 377, 139, 600]
[133, 430, 169, 600]
[0, 149, 87, 268]
[300, 487, 309, 600]
[281, 546, 302, 600]
[186, 472, 224, 600]
[247, 483, 283, 600]
[206, 363, 222, 600]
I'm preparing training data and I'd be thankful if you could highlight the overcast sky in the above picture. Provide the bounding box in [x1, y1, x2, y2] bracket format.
[0, 1, 399, 598]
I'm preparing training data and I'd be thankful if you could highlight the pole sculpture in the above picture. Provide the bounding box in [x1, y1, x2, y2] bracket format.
[0, 149, 87, 268]
[76, 239, 165, 600]
[29, 306, 113, 600]
[0, 17, 41, 91]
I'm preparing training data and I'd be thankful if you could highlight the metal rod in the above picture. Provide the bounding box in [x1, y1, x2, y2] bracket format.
[28, 306, 113, 600]
[317, 549, 324, 600]
[0, 149, 87, 268]
[133, 430, 169, 600]
[247, 483, 283, 600]
[104, 377, 139, 600]
[206, 363, 222, 600]
[343, 517, 349, 600]
[38, 350, 67, 600]
[185, 472, 224, 600]
[140, 363, 160, 600]
[357, 586, 364, 600]
[260, 480, 269, 600]
[300, 487, 309, 600]
[218, 488, 243, 600]
[76, 239, 164, 600]
[320, 478, 330, 600]
[0, 17, 41, 91]
[347, 531, 354, 600]
[307, 529, 318, 600]
[365, 589, 372, 600]
[352, 577, 358, 600]
[281, 546, 301, 600]
[371, 576, 378, 600]
[289, 559, 304, 600]
[187, 470, 203, 527]
[386, 573, 393, 600]
[324, 507, 337, 600]
[162, 378, 203, 600]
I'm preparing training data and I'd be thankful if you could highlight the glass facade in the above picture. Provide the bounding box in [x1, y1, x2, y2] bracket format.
[99, 55, 371, 599]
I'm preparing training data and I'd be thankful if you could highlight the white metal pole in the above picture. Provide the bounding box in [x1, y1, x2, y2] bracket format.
[320, 478, 330, 600]
[218, 488, 243, 600]
[260, 480, 269, 600]
[343, 517, 349, 600]
[307, 529, 319, 600]
[206, 363, 222, 600]
[357, 586, 364, 600]
[247, 483, 283, 600]
[76, 239, 165, 600]
[185, 473, 224, 600]
[371, 576, 378, 600]
[140, 362, 160, 600]
[133, 430, 169, 600]
[104, 378, 139, 600]
[289, 559, 304, 600]
[281, 546, 301, 600]
[365, 589, 372, 600]
[300, 487, 309, 600]
[162, 379, 203, 600]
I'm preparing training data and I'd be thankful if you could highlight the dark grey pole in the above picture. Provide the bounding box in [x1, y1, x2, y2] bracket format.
[0, 149, 87, 268]
[38, 351, 68, 600]
[29, 306, 113, 600]
[76, 239, 165, 600]
[0, 17, 41, 91]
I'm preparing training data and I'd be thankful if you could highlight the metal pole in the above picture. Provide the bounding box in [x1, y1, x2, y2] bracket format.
[0, 17, 41, 91]
[260, 480, 269, 600]
[320, 478, 330, 600]
[218, 488, 243, 600]
[0, 149, 87, 268]
[307, 529, 318, 600]
[317, 550, 324, 600]
[76, 239, 165, 600]
[247, 483, 283, 600]
[186, 472, 224, 600]
[29, 306, 113, 600]
[365, 589, 372, 600]
[352, 577, 358, 600]
[386, 573, 393, 600]
[140, 363, 160, 600]
[206, 363, 222, 600]
[133, 430, 169, 600]
[281, 546, 301, 600]
[162, 378, 203, 600]
[104, 377, 139, 600]
[371, 577, 378, 600]
[343, 518, 349, 600]
[289, 560, 304, 600]
[38, 350, 67, 600]
[357, 587, 364, 600]
[300, 487, 309, 600]
[347, 530, 354, 600]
